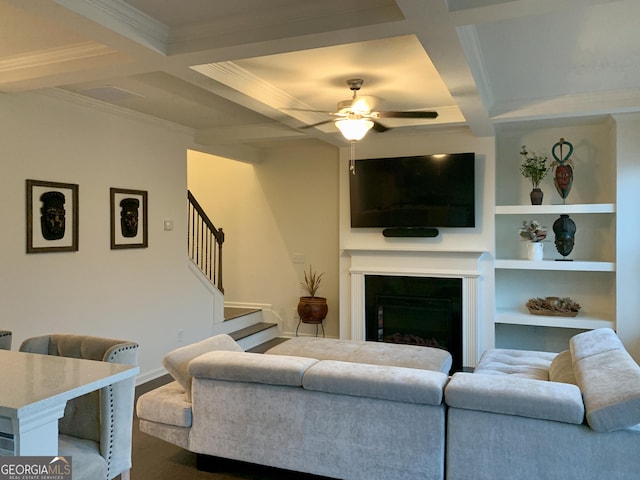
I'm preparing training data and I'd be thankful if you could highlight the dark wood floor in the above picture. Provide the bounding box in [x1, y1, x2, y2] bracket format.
[130, 375, 333, 480]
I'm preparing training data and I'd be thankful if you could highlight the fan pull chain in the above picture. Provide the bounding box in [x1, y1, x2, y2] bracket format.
[350, 141, 356, 174]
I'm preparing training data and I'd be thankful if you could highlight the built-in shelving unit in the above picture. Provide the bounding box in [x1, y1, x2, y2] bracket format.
[495, 309, 614, 330]
[495, 203, 615, 215]
[494, 115, 618, 352]
[494, 259, 614, 272]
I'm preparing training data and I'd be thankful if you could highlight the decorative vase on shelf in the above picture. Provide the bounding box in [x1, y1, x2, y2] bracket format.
[527, 242, 544, 261]
[553, 214, 576, 260]
[530, 188, 544, 205]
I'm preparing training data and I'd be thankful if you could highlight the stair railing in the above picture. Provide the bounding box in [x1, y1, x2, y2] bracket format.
[188, 190, 224, 293]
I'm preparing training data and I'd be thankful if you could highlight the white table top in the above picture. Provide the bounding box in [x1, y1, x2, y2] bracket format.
[0, 349, 139, 420]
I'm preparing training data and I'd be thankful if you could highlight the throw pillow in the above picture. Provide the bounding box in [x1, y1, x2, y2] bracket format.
[548, 350, 577, 385]
[162, 334, 242, 401]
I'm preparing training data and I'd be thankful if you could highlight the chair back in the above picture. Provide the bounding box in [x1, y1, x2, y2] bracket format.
[0, 330, 11, 350]
[20, 334, 138, 480]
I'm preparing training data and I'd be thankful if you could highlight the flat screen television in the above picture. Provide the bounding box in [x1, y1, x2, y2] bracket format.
[350, 152, 476, 228]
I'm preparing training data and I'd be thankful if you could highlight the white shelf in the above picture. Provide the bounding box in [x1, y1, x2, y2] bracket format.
[493, 117, 621, 353]
[496, 309, 614, 330]
[495, 259, 615, 272]
[495, 203, 615, 215]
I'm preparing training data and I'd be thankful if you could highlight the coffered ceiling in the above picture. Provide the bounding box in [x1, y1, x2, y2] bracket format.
[2, 0, 639, 162]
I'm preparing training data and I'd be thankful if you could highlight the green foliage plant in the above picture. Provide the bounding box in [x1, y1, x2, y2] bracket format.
[520, 145, 549, 188]
[519, 219, 547, 242]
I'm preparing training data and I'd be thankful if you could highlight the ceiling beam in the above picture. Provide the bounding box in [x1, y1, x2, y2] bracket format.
[396, 0, 494, 137]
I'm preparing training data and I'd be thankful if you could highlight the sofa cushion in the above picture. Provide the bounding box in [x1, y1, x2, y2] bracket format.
[189, 350, 318, 387]
[162, 334, 242, 401]
[570, 327, 624, 362]
[265, 337, 452, 374]
[302, 360, 448, 406]
[473, 348, 556, 381]
[548, 350, 577, 385]
[445, 372, 585, 425]
[136, 381, 192, 428]
[571, 329, 640, 432]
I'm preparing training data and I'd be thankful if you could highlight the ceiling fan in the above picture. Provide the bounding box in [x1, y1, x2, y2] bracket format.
[301, 78, 438, 140]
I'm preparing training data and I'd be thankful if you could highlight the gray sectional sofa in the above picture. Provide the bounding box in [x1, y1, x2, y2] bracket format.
[445, 327, 640, 480]
[137, 328, 640, 480]
[137, 335, 452, 480]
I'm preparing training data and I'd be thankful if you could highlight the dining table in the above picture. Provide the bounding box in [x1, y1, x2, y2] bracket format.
[0, 349, 139, 456]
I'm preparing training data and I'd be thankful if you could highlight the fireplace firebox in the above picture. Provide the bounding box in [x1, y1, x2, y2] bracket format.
[365, 275, 462, 372]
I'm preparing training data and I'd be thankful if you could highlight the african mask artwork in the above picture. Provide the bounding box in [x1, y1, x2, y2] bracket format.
[40, 191, 66, 240]
[120, 197, 140, 237]
[551, 138, 574, 201]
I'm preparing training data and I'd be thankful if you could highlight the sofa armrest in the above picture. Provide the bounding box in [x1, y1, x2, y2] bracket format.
[303, 360, 449, 405]
[136, 381, 192, 428]
[188, 350, 318, 387]
[445, 372, 584, 425]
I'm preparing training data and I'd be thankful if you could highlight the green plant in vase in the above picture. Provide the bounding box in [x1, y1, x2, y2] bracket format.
[519, 219, 547, 261]
[520, 145, 549, 205]
[519, 219, 547, 242]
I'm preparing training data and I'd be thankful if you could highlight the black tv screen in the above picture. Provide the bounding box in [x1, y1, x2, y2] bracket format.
[350, 152, 476, 228]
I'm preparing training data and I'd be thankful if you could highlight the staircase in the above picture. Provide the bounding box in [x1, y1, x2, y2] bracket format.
[214, 307, 287, 352]
[188, 192, 287, 351]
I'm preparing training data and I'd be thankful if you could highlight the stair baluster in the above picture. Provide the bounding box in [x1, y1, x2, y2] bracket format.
[188, 190, 224, 293]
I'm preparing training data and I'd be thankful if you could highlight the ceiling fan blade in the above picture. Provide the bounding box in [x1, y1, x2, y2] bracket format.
[300, 119, 335, 129]
[372, 120, 390, 133]
[376, 111, 438, 119]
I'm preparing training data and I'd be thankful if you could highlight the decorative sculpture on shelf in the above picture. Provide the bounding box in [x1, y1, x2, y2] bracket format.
[550, 138, 574, 202]
[526, 296, 581, 317]
[553, 214, 576, 261]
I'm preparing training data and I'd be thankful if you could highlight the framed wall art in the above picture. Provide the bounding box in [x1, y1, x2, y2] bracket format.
[110, 188, 148, 249]
[26, 179, 79, 253]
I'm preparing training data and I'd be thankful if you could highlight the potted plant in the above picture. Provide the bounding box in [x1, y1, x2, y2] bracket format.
[297, 265, 328, 324]
[519, 219, 547, 261]
[520, 145, 549, 205]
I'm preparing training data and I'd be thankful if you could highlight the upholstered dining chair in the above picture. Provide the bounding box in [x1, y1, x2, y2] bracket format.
[0, 330, 11, 350]
[19, 334, 139, 480]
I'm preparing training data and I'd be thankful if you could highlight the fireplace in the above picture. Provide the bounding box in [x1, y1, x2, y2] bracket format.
[345, 250, 482, 368]
[365, 275, 463, 372]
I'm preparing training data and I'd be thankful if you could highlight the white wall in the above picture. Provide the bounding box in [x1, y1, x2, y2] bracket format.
[0, 91, 214, 382]
[614, 113, 640, 361]
[188, 140, 340, 337]
[338, 129, 496, 354]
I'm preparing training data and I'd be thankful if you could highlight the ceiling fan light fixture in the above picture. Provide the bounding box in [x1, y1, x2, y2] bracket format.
[335, 118, 374, 141]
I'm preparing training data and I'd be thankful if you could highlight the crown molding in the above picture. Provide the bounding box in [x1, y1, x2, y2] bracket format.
[456, 25, 494, 115]
[54, 0, 168, 54]
[490, 89, 640, 122]
[191, 62, 326, 126]
[40, 88, 194, 136]
[0, 42, 114, 73]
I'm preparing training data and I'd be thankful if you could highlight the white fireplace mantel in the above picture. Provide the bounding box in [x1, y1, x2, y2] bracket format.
[345, 249, 486, 368]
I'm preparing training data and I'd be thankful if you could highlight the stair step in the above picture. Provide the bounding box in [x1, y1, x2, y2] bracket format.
[224, 307, 261, 321]
[229, 322, 278, 342]
[246, 337, 290, 353]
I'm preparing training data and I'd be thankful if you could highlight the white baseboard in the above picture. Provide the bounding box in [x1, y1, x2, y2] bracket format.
[136, 366, 168, 386]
